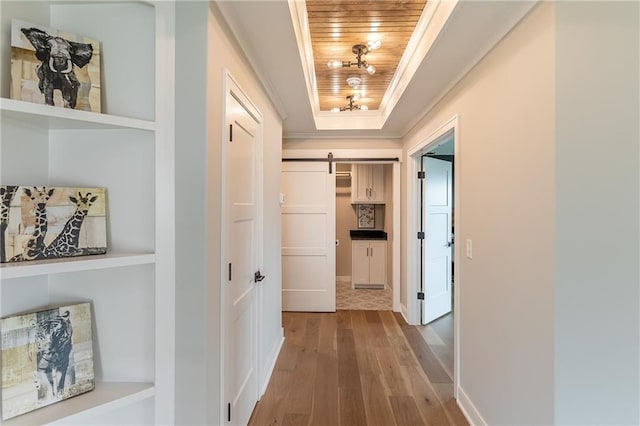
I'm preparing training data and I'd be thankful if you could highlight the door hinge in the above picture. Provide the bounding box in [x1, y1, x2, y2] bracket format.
[417, 231, 425, 240]
[417, 171, 425, 179]
[227, 402, 231, 422]
[229, 124, 233, 142]
[228, 263, 232, 281]
[417, 292, 425, 300]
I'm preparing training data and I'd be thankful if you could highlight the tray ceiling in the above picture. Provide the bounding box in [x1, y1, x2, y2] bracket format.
[307, 0, 428, 112]
[214, 0, 537, 136]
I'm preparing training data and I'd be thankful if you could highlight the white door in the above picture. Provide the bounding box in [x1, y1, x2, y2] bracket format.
[422, 157, 453, 324]
[225, 93, 259, 425]
[281, 162, 335, 311]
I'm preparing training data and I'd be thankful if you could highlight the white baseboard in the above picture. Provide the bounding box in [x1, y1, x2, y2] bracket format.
[400, 303, 409, 323]
[260, 329, 285, 397]
[336, 275, 351, 283]
[457, 386, 486, 426]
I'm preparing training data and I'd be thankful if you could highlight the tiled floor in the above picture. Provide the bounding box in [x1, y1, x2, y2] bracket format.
[336, 279, 392, 310]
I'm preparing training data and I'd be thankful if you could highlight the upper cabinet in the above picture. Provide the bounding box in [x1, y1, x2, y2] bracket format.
[0, 1, 175, 424]
[351, 164, 385, 204]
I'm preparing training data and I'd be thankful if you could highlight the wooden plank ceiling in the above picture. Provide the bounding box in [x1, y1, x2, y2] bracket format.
[307, 0, 428, 112]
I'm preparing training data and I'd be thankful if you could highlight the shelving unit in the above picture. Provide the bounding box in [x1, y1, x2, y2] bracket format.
[0, 1, 175, 424]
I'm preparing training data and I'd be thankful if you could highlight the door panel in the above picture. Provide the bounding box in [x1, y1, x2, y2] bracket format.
[352, 164, 370, 202]
[369, 241, 387, 285]
[352, 241, 370, 285]
[370, 165, 386, 203]
[225, 94, 259, 425]
[423, 157, 453, 324]
[281, 162, 336, 311]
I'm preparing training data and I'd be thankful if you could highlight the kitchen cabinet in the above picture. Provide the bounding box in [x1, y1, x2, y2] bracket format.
[351, 164, 385, 204]
[352, 240, 387, 288]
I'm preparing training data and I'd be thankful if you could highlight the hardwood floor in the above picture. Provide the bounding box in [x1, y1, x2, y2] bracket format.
[418, 313, 454, 380]
[249, 311, 468, 426]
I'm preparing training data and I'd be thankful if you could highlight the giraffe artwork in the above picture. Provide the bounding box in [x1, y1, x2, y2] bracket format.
[8, 187, 55, 262]
[0, 185, 19, 263]
[43, 191, 105, 259]
[1, 186, 107, 263]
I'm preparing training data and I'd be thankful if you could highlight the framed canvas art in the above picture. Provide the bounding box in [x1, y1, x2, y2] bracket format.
[0, 186, 107, 263]
[357, 204, 375, 229]
[1, 303, 95, 420]
[10, 19, 101, 112]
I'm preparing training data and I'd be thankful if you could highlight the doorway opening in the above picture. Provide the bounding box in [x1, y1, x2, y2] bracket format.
[406, 115, 459, 396]
[335, 162, 393, 310]
[418, 136, 455, 380]
[281, 149, 402, 314]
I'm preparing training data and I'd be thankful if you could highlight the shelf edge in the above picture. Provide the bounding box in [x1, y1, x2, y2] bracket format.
[0, 253, 156, 279]
[0, 98, 156, 131]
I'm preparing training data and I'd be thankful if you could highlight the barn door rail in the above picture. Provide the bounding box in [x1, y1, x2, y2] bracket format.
[282, 152, 399, 174]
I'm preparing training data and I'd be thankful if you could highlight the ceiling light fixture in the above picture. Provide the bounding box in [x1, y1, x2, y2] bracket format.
[331, 94, 369, 112]
[327, 41, 381, 75]
[346, 76, 361, 87]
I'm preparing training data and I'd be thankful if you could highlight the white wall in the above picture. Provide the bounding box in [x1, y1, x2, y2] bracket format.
[175, 3, 211, 424]
[554, 2, 639, 423]
[403, 2, 640, 423]
[336, 163, 355, 277]
[175, 2, 283, 423]
[403, 3, 556, 424]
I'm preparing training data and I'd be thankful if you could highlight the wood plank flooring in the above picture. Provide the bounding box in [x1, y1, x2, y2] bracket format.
[249, 311, 468, 426]
[418, 313, 454, 381]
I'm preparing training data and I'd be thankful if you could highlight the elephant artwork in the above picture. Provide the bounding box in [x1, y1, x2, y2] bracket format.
[10, 20, 101, 112]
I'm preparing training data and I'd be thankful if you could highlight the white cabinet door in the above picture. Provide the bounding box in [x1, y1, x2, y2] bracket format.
[369, 165, 386, 203]
[351, 164, 371, 203]
[368, 241, 387, 285]
[352, 241, 371, 285]
[350, 164, 385, 204]
[352, 240, 387, 288]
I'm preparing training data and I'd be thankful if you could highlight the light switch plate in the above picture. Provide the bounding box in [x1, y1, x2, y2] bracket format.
[466, 239, 473, 259]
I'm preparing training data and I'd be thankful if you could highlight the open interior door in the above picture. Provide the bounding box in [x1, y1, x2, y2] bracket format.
[281, 162, 336, 312]
[422, 156, 453, 324]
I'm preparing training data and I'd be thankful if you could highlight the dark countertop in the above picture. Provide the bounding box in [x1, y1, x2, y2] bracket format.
[350, 230, 387, 240]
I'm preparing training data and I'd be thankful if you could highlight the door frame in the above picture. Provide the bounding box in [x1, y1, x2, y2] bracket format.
[282, 148, 402, 312]
[220, 70, 264, 424]
[406, 114, 460, 398]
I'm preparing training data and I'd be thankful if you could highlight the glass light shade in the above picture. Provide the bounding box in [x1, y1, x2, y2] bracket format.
[360, 105, 369, 111]
[327, 60, 342, 69]
[331, 107, 340, 113]
[367, 40, 381, 51]
[366, 64, 376, 75]
[352, 93, 360, 101]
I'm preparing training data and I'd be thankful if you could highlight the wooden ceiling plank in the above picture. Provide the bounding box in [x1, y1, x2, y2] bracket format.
[307, 0, 427, 111]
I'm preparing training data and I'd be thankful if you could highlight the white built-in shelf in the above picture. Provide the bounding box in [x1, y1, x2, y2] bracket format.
[3, 382, 154, 426]
[0, 98, 156, 131]
[0, 253, 155, 279]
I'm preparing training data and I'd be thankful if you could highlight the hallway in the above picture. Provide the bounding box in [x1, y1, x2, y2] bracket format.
[249, 311, 468, 425]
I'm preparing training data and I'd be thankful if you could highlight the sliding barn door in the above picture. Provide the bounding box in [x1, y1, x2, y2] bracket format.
[281, 162, 336, 312]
